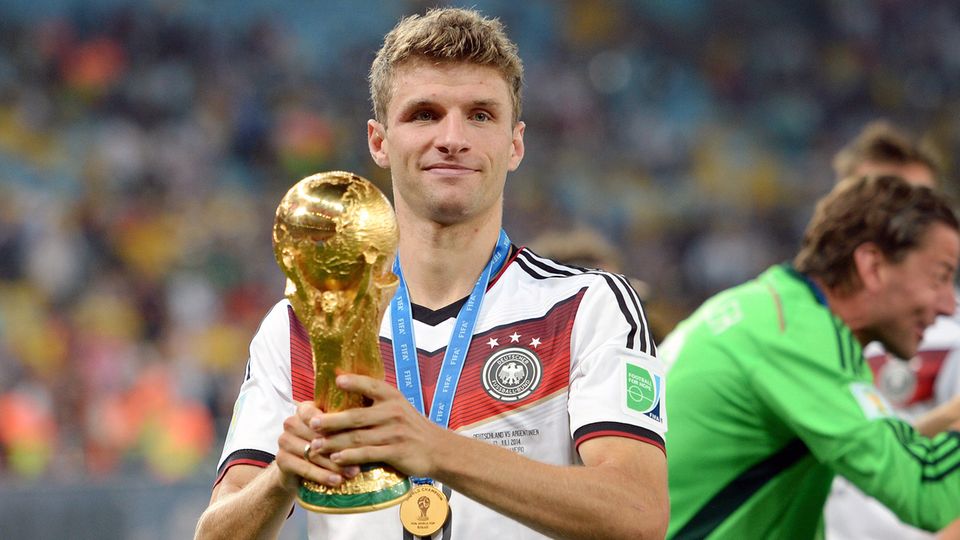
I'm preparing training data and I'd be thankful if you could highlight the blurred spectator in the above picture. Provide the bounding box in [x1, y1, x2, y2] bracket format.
[832, 119, 945, 188]
[1, 0, 960, 483]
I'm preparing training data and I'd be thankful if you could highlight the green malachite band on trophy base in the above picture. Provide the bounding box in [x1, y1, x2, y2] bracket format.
[297, 476, 412, 514]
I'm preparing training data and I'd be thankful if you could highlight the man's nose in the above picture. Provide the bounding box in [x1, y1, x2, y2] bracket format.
[939, 288, 957, 317]
[436, 116, 470, 154]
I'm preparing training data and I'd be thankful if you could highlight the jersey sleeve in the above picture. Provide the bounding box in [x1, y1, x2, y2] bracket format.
[215, 300, 296, 484]
[568, 274, 666, 452]
[932, 315, 960, 406]
[751, 319, 960, 532]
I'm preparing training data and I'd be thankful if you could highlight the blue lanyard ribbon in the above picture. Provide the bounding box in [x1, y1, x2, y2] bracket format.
[390, 230, 511, 431]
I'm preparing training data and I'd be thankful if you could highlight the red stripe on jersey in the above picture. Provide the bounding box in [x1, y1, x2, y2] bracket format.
[576, 429, 666, 455]
[297, 289, 586, 431]
[288, 306, 313, 403]
[866, 348, 949, 406]
[914, 349, 950, 401]
[379, 346, 444, 413]
[382, 290, 585, 431]
[213, 457, 270, 487]
[382, 340, 397, 387]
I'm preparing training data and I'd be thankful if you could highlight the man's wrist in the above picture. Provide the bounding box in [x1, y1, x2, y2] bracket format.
[428, 426, 469, 483]
[268, 460, 301, 496]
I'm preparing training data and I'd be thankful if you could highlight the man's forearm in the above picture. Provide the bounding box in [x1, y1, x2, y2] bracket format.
[914, 396, 960, 437]
[430, 431, 667, 540]
[194, 463, 296, 540]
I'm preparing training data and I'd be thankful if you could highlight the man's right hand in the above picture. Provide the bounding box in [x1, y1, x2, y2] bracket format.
[195, 400, 366, 539]
[275, 400, 360, 491]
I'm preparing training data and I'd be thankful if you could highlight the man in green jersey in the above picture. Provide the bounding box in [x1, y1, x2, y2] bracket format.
[825, 121, 960, 540]
[661, 174, 960, 539]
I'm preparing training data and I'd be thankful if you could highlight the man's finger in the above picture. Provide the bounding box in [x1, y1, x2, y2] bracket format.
[330, 446, 386, 467]
[283, 414, 321, 447]
[279, 432, 354, 478]
[296, 400, 323, 428]
[336, 374, 397, 401]
[303, 452, 359, 484]
[300, 459, 345, 487]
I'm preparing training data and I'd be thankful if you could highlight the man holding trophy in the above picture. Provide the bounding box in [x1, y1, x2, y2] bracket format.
[195, 7, 667, 540]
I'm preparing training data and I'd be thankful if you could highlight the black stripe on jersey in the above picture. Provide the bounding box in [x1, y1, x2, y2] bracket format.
[516, 250, 652, 354]
[830, 316, 848, 373]
[672, 438, 809, 540]
[884, 419, 960, 480]
[519, 250, 647, 348]
[610, 271, 656, 356]
[889, 420, 960, 477]
[845, 326, 861, 376]
[886, 421, 919, 461]
[413, 296, 469, 326]
[927, 433, 960, 481]
[830, 318, 864, 376]
[574, 421, 665, 451]
[848, 329, 859, 376]
[216, 449, 275, 481]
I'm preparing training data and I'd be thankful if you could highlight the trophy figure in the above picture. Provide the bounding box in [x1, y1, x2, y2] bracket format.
[273, 171, 410, 513]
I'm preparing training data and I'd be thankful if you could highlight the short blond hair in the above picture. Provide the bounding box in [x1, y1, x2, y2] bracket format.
[369, 7, 523, 125]
[832, 120, 943, 182]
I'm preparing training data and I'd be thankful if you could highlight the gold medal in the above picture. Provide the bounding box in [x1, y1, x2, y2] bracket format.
[399, 483, 449, 537]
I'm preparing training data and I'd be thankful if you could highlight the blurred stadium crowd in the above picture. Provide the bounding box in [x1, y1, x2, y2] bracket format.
[2, 0, 960, 483]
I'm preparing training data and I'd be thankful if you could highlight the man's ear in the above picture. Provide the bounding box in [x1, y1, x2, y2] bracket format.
[507, 121, 525, 172]
[852, 242, 885, 292]
[368, 119, 390, 169]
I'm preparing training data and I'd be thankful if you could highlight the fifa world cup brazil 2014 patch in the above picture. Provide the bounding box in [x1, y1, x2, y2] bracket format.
[481, 347, 543, 402]
[624, 361, 665, 425]
[850, 381, 896, 420]
[223, 390, 248, 450]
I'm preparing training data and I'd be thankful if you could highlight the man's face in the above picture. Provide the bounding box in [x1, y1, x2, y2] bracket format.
[367, 61, 524, 226]
[868, 223, 959, 359]
[853, 161, 936, 188]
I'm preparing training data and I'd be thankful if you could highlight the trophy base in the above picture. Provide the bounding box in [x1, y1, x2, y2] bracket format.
[297, 462, 411, 513]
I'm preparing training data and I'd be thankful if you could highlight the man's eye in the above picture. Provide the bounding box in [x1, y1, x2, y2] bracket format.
[472, 112, 490, 122]
[413, 111, 434, 121]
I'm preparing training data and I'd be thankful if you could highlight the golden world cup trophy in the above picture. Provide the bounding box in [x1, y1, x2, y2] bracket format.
[273, 171, 411, 513]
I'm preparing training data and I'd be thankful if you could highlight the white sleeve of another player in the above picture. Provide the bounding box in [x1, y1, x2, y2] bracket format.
[935, 349, 960, 408]
[568, 277, 667, 439]
[932, 312, 960, 407]
[217, 300, 296, 469]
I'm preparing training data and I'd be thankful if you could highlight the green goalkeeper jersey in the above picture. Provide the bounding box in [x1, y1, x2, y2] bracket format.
[661, 264, 960, 539]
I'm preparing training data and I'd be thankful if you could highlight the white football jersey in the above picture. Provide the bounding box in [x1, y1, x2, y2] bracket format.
[216, 246, 665, 539]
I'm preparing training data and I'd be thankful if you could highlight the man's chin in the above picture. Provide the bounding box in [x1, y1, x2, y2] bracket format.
[881, 341, 917, 361]
[426, 203, 471, 225]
